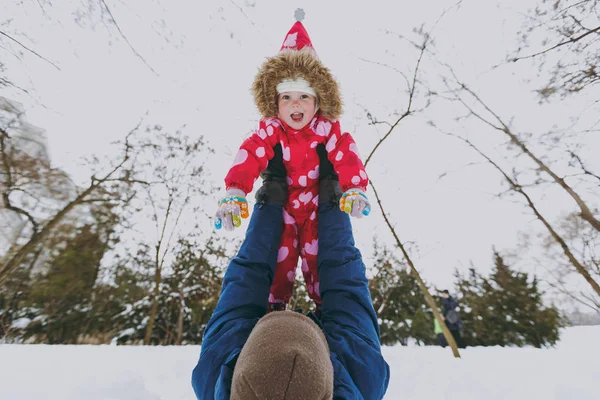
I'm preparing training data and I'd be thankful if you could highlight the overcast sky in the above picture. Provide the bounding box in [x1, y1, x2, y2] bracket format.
[2, 0, 599, 305]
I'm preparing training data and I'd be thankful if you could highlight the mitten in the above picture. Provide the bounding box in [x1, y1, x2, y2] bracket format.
[339, 188, 371, 218]
[214, 188, 249, 231]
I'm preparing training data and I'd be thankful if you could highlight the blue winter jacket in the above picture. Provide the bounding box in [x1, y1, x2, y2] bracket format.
[443, 296, 463, 331]
[191, 202, 390, 399]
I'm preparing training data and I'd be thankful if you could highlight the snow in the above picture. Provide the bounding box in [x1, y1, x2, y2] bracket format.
[10, 318, 31, 329]
[0, 326, 597, 400]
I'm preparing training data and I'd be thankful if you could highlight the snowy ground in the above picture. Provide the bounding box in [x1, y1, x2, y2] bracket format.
[1, 326, 597, 400]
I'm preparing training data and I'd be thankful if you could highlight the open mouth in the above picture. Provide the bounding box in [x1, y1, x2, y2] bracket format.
[290, 112, 304, 122]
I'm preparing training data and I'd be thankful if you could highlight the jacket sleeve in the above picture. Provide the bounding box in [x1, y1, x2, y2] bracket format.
[191, 203, 284, 400]
[322, 120, 369, 192]
[224, 119, 282, 194]
[317, 203, 390, 399]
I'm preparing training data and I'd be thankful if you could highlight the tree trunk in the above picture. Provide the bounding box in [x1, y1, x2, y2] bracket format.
[176, 286, 184, 345]
[144, 264, 162, 345]
[370, 180, 461, 358]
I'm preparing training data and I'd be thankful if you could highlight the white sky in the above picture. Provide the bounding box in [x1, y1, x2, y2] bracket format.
[2, 0, 599, 305]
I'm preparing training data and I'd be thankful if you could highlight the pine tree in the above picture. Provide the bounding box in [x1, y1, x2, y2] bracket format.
[20, 225, 106, 343]
[161, 236, 227, 345]
[369, 243, 436, 346]
[457, 251, 563, 347]
[112, 235, 230, 345]
[289, 273, 313, 313]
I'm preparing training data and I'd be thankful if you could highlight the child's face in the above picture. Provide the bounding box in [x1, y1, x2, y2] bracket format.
[277, 91, 317, 130]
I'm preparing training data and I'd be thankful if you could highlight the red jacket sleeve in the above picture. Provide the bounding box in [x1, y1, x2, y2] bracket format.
[323, 120, 369, 192]
[224, 119, 282, 194]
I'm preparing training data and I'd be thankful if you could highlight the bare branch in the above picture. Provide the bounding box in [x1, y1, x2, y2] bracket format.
[228, 0, 255, 26]
[444, 131, 600, 298]
[99, 0, 159, 77]
[448, 75, 600, 232]
[0, 129, 39, 232]
[364, 40, 426, 167]
[544, 274, 599, 314]
[101, 177, 152, 185]
[0, 117, 144, 286]
[0, 30, 61, 71]
[358, 57, 412, 94]
[0, 77, 30, 94]
[512, 25, 600, 62]
[569, 151, 600, 183]
[362, 2, 465, 167]
[580, 291, 600, 310]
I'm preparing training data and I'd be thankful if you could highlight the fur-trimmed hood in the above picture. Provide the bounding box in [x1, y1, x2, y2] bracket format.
[251, 48, 342, 121]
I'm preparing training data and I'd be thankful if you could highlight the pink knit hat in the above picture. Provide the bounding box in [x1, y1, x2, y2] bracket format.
[276, 9, 318, 97]
[252, 9, 343, 120]
[279, 9, 317, 56]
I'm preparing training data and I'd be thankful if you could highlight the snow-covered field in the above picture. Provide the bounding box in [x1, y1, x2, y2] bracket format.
[1, 326, 597, 400]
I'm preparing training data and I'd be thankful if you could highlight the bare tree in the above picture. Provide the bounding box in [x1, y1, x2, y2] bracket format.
[511, 0, 600, 99]
[440, 127, 600, 300]
[433, 67, 600, 302]
[137, 127, 214, 345]
[361, 7, 463, 356]
[0, 118, 145, 286]
[540, 212, 600, 311]
[446, 77, 600, 232]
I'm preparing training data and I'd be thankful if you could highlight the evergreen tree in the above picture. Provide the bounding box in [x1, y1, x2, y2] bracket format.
[1, 202, 120, 343]
[20, 225, 106, 343]
[160, 236, 226, 345]
[113, 235, 229, 345]
[0, 248, 39, 342]
[289, 273, 313, 313]
[369, 243, 436, 346]
[457, 251, 563, 347]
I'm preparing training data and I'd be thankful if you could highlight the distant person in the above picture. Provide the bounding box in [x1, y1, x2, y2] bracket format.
[434, 316, 448, 347]
[442, 289, 466, 348]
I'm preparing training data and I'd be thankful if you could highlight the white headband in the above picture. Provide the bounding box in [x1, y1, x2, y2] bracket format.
[276, 78, 316, 97]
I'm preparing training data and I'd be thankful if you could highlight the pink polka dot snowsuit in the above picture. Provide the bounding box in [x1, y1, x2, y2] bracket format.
[225, 116, 368, 306]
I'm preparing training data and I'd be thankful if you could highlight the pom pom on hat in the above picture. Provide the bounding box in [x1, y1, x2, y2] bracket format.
[294, 8, 305, 21]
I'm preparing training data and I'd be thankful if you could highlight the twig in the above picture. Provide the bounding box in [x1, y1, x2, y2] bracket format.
[358, 57, 411, 94]
[569, 151, 600, 183]
[361, 1, 461, 167]
[512, 25, 600, 62]
[99, 0, 159, 77]
[0, 129, 39, 232]
[228, 0, 255, 26]
[0, 77, 30, 94]
[363, 42, 426, 167]
[0, 30, 60, 70]
[445, 131, 600, 297]
[446, 73, 600, 232]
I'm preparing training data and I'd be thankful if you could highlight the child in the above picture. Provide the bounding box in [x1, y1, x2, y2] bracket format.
[215, 10, 371, 311]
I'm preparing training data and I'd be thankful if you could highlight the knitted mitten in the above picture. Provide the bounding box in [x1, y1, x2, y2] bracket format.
[339, 188, 371, 218]
[214, 188, 249, 231]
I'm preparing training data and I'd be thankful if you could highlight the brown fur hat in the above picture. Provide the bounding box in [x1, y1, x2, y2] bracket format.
[252, 47, 343, 121]
[231, 311, 334, 400]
